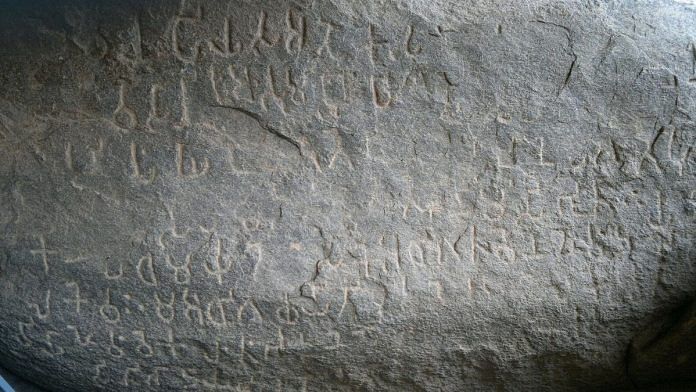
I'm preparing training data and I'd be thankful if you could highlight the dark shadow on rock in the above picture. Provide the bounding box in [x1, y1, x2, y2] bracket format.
[0, 365, 46, 392]
[626, 297, 696, 390]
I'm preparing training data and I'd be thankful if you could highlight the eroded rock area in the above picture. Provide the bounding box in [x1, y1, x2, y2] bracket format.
[0, 0, 694, 390]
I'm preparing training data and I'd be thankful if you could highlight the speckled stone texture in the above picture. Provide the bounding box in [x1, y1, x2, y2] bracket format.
[0, 0, 695, 390]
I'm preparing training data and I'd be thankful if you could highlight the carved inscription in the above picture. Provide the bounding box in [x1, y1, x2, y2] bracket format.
[2, 3, 694, 392]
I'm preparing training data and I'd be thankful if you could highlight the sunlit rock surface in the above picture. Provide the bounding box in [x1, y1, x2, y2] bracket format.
[0, 0, 695, 390]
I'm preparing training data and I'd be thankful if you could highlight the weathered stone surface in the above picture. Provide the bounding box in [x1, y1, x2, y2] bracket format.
[0, 0, 694, 390]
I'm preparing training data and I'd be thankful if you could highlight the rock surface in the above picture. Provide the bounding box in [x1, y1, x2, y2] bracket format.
[1, 365, 45, 392]
[628, 298, 696, 388]
[0, 0, 695, 390]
